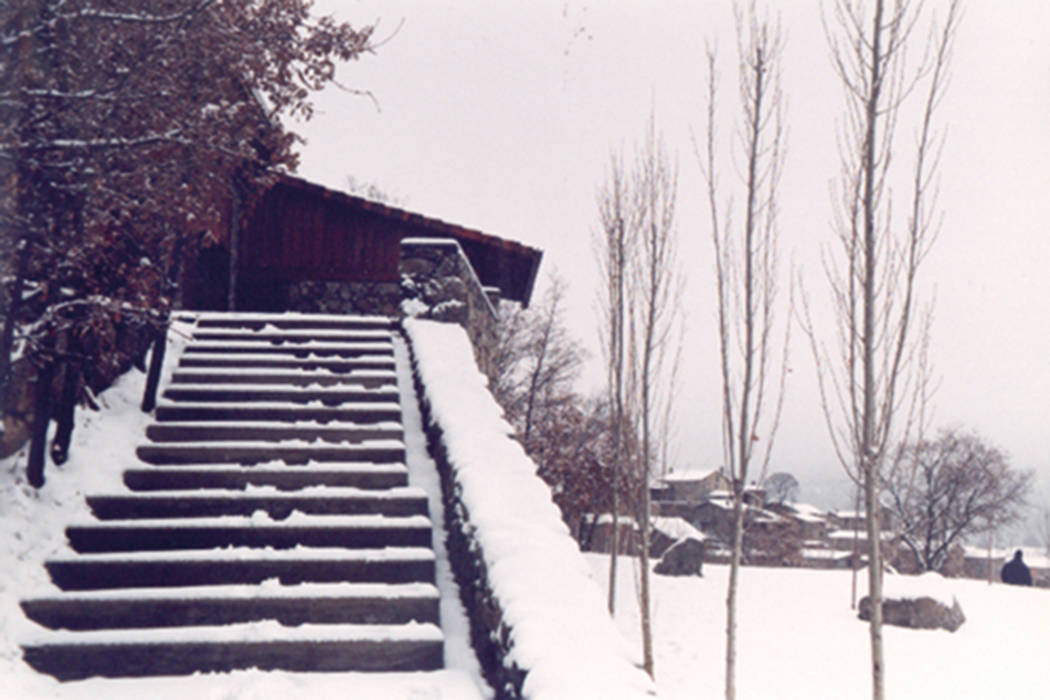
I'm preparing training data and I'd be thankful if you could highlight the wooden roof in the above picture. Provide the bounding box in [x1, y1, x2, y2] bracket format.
[264, 175, 544, 306]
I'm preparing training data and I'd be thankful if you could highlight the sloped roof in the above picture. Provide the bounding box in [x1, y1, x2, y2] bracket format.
[273, 175, 543, 305]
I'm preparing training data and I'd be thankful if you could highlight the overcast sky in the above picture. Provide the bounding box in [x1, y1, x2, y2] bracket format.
[294, 1, 1050, 509]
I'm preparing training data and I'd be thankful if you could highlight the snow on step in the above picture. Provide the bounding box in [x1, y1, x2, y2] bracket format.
[23, 582, 440, 630]
[136, 440, 406, 466]
[170, 367, 397, 387]
[145, 420, 403, 444]
[154, 401, 402, 423]
[22, 621, 444, 680]
[87, 487, 429, 519]
[185, 311, 393, 330]
[177, 353, 395, 370]
[46, 546, 437, 589]
[123, 463, 411, 492]
[160, 383, 400, 403]
[65, 513, 435, 553]
[182, 340, 393, 357]
[191, 329, 394, 343]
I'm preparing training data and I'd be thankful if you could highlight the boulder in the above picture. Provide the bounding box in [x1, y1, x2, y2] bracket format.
[654, 537, 704, 577]
[858, 594, 965, 632]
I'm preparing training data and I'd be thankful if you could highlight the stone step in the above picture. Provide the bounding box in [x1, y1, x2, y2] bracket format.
[182, 341, 393, 359]
[177, 354, 395, 372]
[136, 441, 406, 466]
[154, 402, 402, 423]
[47, 547, 436, 590]
[65, 515, 434, 553]
[145, 421, 403, 444]
[192, 329, 393, 344]
[21, 582, 440, 630]
[22, 622, 443, 680]
[86, 489, 428, 520]
[187, 313, 394, 331]
[123, 464, 410, 492]
[160, 385, 399, 404]
[170, 368, 396, 388]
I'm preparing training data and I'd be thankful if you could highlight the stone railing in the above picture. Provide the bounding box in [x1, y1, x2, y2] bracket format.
[403, 319, 655, 700]
[399, 238, 499, 378]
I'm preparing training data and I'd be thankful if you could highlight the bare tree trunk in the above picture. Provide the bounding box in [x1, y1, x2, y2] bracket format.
[596, 153, 633, 616]
[632, 112, 679, 681]
[50, 359, 79, 465]
[987, 530, 994, 585]
[226, 186, 241, 312]
[0, 237, 29, 405]
[27, 360, 54, 488]
[808, 3, 961, 698]
[141, 322, 168, 413]
[851, 481, 861, 608]
[699, 6, 787, 698]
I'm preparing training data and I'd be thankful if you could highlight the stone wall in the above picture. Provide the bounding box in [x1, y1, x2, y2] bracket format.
[284, 280, 402, 317]
[278, 237, 501, 378]
[410, 366, 527, 698]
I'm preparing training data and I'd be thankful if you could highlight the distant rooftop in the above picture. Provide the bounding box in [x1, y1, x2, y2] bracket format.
[661, 468, 722, 483]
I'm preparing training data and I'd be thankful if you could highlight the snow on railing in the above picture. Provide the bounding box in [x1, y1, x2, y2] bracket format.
[403, 318, 654, 700]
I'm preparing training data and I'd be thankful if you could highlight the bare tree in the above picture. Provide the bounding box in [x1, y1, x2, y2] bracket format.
[699, 4, 788, 698]
[885, 428, 1032, 573]
[592, 117, 680, 679]
[491, 274, 584, 444]
[765, 472, 799, 505]
[519, 277, 584, 443]
[805, 2, 962, 697]
[631, 113, 680, 680]
[594, 150, 636, 615]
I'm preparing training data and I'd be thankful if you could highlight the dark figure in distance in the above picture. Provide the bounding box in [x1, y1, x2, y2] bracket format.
[1000, 549, 1033, 586]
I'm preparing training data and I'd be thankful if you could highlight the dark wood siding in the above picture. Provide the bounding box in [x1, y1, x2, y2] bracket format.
[239, 182, 401, 283]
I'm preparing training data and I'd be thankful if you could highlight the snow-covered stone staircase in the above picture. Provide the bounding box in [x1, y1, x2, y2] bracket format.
[20, 313, 446, 681]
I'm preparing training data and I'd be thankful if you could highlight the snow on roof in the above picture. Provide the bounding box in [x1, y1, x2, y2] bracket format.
[661, 468, 721, 483]
[801, 548, 852, 560]
[827, 529, 895, 540]
[651, 516, 706, 542]
[786, 502, 828, 523]
[593, 513, 637, 526]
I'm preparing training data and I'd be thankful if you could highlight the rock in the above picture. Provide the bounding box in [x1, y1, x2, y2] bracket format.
[654, 537, 704, 576]
[858, 594, 965, 632]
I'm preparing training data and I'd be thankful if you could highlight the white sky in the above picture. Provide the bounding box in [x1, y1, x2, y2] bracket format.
[294, 1, 1050, 507]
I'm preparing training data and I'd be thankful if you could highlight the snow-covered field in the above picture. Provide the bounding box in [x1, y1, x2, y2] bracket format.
[588, 553, 1050, 699]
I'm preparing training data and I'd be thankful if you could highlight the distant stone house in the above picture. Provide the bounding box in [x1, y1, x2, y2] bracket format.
[827, 507, 895, 533]
[654, 469, 731, 502]
[586, 514, 705, 558]
[767, 502, 830, 541]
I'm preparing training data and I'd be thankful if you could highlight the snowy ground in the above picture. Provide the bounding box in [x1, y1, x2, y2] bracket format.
[4, 320, 1046, 699]
[588, 553, 1050, 699]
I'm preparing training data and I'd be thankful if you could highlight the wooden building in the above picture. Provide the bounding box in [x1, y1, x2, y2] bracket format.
[181, 174, 543, 312]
